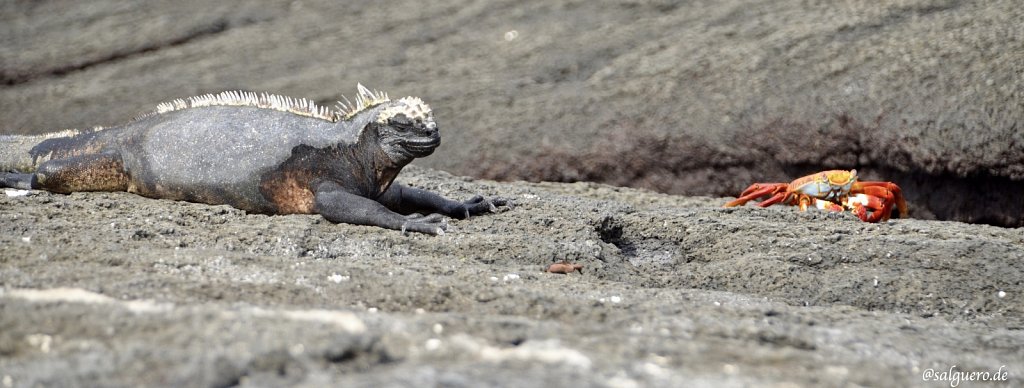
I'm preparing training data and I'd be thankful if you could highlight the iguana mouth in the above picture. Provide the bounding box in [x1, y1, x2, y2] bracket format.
[403, 135, 441, 155]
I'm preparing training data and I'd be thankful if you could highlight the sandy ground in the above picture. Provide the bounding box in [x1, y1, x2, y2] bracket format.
[1, 167, 1022, 387]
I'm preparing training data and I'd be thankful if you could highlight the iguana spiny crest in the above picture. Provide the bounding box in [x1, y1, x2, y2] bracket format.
[143, 82, 431, 126]
[142, 83, 439, 164]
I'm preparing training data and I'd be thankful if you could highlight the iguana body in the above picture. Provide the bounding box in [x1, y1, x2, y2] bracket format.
[0, 85, 506, 234]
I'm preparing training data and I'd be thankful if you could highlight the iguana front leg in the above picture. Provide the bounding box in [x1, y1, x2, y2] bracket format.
[378, 183, 508, 220]
[314, 181, 449, 235]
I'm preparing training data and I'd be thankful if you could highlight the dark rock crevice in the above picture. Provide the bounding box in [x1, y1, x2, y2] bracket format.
[595, 216, 637, 258]
[473, 117, 1024, 227]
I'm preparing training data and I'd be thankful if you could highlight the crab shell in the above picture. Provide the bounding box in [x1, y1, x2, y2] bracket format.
[789, 169, 857, 201]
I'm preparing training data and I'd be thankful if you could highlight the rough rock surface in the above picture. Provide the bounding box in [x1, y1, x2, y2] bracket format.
[2, 167, 1023, 387]
[2, 0, 1022, 225]
[2, 1, 1023, 386]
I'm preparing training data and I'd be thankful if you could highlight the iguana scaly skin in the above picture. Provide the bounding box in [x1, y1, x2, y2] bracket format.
[0, 85, 507, 235]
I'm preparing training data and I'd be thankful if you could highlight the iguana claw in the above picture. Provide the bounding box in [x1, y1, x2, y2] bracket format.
[452, 195, 510, 219]
[401, 213, 448, 235]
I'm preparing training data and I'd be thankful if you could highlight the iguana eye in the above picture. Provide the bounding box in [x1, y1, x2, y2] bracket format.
[388, 114, 413, 126]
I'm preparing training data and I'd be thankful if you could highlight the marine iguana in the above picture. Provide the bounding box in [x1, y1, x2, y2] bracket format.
[0, 84, 507, 235]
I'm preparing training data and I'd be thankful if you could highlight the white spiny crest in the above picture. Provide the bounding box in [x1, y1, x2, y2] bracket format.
[35, 128, 87, 139]
[145, 90, 336, 121]
[334, 83, 391, 120]
[140, 84, 399, 123]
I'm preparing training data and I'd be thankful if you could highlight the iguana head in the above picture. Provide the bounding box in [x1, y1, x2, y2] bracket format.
[375, 96, 439, 162]
[337, 84, 439, 164]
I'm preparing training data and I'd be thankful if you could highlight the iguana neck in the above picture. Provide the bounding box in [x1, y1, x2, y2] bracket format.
[357, 125, 410, 196]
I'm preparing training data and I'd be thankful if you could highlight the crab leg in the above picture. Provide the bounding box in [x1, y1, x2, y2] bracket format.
[845, 193, 893, 222]
[808, 197, 845, 212]
[724, 183, 787, 207]
[757, 192, 790, 207]
[739, 183, 785, 198]
[853, 181, 907, 218]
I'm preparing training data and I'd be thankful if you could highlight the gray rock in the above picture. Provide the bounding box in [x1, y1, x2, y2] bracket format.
[2, 0, 1022, 225]
[1, 166, 1022, 387]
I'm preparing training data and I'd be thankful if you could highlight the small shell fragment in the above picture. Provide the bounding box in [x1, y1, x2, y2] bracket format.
[546, 261, 583, 274]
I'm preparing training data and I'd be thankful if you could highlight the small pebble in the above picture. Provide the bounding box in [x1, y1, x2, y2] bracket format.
[425, 338, 442, 351]
[4, 189, 32, 197]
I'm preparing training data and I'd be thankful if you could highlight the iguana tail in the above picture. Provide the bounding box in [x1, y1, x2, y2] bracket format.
[0, 130, 78, 173]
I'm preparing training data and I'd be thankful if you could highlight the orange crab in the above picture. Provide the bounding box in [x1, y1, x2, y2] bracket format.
[723, 170, 907, 222]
